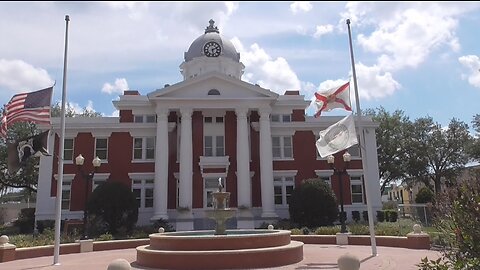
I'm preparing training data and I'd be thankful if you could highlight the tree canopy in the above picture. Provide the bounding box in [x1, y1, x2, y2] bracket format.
[367, 107, 473, 194]
[0, 101, 101, 194]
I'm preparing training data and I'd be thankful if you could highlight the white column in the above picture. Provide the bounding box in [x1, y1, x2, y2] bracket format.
[259, 108, 277, 218]
[35, 131, 56, 225]
[152, 108, 169, 221]
[236, 108, 251, 207]
[179, 108, 193, 211]
[363, 127, 383, 209]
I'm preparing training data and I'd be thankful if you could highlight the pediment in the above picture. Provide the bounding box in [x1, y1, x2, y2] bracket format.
[147, 72, 279, 100]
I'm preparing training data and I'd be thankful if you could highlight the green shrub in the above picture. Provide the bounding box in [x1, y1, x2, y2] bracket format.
[415, 187, 435, 203]
[36, 220, 55, 233]
[0, 225, 20, 235]
[14, 208, 35, 234]
[153, 218, 175, 232]
[348, 224, 369, 235]
[351, 211, 360, 222]
[387, 210, 398, 222]
[314, 226, 341, 235]
[376, 211, 385, 222]
[374, 219, 415, 236]
[290, 228, 303, 235]
[382, 200, 398, 210]
[9, 228, 79, 248]
[273, 219, 298, 230]
[301, 227, 310, 235]
[96, 233, 114, 241]
[87, 181, 138, 236]
[419, 174, 480, 269]
[362, 211, 369, 222]
[289, 178, 338, 227]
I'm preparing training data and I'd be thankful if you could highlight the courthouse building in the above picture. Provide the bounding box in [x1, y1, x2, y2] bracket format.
[35, 20, 382, 230]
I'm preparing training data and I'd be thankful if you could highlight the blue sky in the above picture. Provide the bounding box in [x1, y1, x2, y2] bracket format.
[1, 2, 480, 130]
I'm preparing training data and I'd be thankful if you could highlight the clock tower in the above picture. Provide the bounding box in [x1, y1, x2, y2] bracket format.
[180, 19, 245, 80]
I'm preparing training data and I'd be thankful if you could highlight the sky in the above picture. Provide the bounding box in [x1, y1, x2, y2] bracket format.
[1, 1, 480, 130]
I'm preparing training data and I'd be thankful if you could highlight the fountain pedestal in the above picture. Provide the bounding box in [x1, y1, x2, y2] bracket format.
[205, 191, 235, 235]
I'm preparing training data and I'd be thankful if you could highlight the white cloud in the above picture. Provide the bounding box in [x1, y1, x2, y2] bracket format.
[290, 2, 313, 14]
[0, 59, 54, 97]
[343, 3, 474, 72]
[459, 55, 480, 88]
[231, 37, 301, 94]
[313, 24, 334, 39]
[102, 78, 129, 95]
[354, 63, 401, 100]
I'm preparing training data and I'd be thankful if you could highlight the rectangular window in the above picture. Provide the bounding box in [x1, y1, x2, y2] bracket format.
[216, 136, 224, 156]
[273, 176, 295, 206]
[271, 114, 291, 122]
[272, 136, 293, 159]
[272, 137, 281, 158]
[351, 176, 364, 203]
[61, 180, 72, 210]
[134, 115, 143, 123]
[204, 178, 223, 208]
[132, 188, 141, 208]
[146, 115, 156, 123]
[204, 135, 224, 156]
[133, 137, 155, 160]
[92, 179, 105, 192]
[282, 115, 291, 122]
[204, 136, 213, 156]
[215, 117, 223, 123]
[145, 137, 155, 159]
[204, 117, 213, 123]
[95, 138, 108, 160]
[133, 138, 143, 159]
[347, 144, 361, 157]
[64, 138, 74, 161]
[131, 179, 154, 209]
[283, 137, 292, 158]
[319, 175, 331, 187]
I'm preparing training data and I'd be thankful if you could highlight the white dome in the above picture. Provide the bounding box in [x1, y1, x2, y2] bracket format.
[184, 19, 240, 62]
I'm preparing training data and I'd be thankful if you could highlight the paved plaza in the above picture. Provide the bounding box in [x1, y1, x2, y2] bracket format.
[1, 244, 441, 270]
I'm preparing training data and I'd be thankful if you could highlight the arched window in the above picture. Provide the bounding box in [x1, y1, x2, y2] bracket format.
[208, 89, 220, 95]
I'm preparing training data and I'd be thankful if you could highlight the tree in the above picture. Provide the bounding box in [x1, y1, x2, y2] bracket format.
[419, 172, 480, 269]
[0, 122, 42, 194]
[289, 178, 338, 227]
[415, 187, 435, 203]
[406, 117, 472, 193]
[51, 101, 101, 117]
[365, 107, 411, 194]
[87, 181, 138, 236]
[469, 114, 480, 161]
[0, 101, 101, 194]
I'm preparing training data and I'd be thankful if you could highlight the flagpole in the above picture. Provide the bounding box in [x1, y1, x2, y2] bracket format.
[346, 18, 377, 256]
[53, 14, 70, 265]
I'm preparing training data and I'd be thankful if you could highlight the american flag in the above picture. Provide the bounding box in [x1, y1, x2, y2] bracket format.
[1, 87, 53, 137]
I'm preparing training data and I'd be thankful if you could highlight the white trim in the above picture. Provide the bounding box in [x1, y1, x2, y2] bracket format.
[91, 130, 113, 137]
[273, 170, 298, 177]
[128, 172, 156, 180]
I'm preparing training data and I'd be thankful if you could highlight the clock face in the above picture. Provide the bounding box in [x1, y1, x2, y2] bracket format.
[203, 41, 221, 57]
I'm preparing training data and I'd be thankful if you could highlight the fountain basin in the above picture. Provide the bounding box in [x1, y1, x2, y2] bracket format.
[136, 229, 304, 269]
[148, 229, 291, 250]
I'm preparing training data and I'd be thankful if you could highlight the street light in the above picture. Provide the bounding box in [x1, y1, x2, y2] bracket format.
[327, 151, 351, 233]
[75, 154, 101, 240]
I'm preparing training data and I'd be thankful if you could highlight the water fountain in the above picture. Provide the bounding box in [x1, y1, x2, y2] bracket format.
[205, 178, 236, 235]
[135, 178, 304, 269]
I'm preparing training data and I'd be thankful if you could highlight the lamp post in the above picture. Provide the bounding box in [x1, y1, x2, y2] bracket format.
[75, 154, 101, 240]
[327, 151, 351, 234]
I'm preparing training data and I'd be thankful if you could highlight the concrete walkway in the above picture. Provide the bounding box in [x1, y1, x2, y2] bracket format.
[0, 244, 441, 270]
